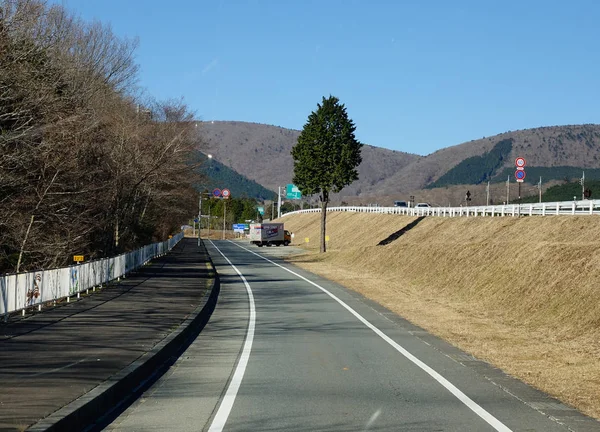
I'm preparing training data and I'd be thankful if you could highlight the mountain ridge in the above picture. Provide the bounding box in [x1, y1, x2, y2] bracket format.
[196, 121, 600, 203]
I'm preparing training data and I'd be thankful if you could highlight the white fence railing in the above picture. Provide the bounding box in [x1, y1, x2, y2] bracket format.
[281, 200, 600, 218]
[0, 233, 183, 318]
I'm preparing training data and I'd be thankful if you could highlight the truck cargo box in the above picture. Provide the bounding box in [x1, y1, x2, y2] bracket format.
[249, 223, 291, 247]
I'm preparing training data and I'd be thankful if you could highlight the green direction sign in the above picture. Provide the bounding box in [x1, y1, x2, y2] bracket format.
[257, 206, 265, 215]
[286, 184, 302, 200]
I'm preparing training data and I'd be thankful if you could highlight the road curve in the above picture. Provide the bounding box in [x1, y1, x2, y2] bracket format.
[108, 240, 598, 432]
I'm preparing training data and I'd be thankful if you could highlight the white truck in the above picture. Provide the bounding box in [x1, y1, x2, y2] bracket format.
[249, 223, 291, 247]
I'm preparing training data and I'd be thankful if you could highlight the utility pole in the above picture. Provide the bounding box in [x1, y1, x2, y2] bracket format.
[506, 175, 510, 204]
[486, 181, 490, 206]
[277, 186, 282, 219]
[538, 177, 542, 203]
[581, 171, 585, 200]
[197, 192, 211, 245]
[198, 194, 202, 246]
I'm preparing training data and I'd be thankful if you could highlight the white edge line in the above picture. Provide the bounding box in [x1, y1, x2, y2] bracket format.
[228, 240, 512, 432]
[207, 240, 256, 432]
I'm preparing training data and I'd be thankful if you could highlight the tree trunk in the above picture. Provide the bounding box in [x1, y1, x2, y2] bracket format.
[15, 215, 35, 273]
[115, 217, 119, 249]
[320, 191, 328, 253]
[15, 172, 59, 273]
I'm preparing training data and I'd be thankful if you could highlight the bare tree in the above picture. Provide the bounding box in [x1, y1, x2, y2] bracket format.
[0, 0, 203, 272]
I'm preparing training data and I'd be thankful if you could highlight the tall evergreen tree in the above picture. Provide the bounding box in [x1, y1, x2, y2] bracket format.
[291, 96, 362, 252]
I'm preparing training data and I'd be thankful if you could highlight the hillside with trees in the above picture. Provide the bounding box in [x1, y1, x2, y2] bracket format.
[201, 122, 600, 203]
[197, 121, 420, 196]
[0, 0, 201, 272]
[191, 152, 276, 201]
[426, 139, 513, 188]
[518, 180, 600, 203]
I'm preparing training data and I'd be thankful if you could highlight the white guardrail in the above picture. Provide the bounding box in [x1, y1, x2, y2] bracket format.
[281, 199, 600, 218]
[0, 233, 183, 319]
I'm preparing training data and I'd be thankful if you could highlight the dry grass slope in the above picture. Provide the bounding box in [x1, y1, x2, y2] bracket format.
[279, 212, 600, 419]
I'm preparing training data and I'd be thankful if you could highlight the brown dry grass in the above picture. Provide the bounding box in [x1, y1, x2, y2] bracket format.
[278, 212, 600, 419]
[183, 229, 237, 240]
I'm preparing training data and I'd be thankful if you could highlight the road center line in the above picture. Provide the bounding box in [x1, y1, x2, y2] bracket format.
[207, 241, 256, 432]
[228, 241, 512, 432]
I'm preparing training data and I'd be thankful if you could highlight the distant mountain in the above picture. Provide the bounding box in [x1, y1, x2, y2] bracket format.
[195, 121, 600, 203]
[191, 151, 276, 201]
[376, 124, 600, 196]
[196, 121, 420, 197]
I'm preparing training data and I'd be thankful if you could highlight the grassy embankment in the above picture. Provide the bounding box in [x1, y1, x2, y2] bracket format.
[279, 212, 600, 419]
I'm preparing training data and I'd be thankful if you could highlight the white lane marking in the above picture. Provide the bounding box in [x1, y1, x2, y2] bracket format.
[365, 408, 381, 430]
[27, 358, 89, 377]
[229, 241, 513, 432]
[207, 241, 256, 432]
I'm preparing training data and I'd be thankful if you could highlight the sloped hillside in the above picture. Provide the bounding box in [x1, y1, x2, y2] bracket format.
[196, 121, 420, 195]
[372, 124, 600, 196]
[197, 121, 600, 201]
[190, 151, 276, 200]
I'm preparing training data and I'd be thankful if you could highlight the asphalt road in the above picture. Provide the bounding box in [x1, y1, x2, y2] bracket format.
[0, 239, 215, 432]
[108, 240, 599, 432]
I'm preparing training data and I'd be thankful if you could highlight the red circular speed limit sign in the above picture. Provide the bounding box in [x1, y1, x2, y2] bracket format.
[222, 188, 231, 199]
[515, 157, 526, 168]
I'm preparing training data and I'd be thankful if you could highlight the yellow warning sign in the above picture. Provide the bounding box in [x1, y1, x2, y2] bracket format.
[305, 237, 310, 243]
[73, 255, 84, 262]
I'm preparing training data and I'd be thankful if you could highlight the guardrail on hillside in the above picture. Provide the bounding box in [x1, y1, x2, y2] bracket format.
[0, 233, 183, 319]
[281, 200, 600, 218]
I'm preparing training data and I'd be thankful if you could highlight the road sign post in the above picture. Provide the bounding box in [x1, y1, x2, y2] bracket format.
[514, 157, 526, 209]
[222, 199, 226, 240]
[286, 184, 302, 200]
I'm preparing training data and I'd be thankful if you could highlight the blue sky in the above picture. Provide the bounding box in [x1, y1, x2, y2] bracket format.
[56, 0, 600, 155]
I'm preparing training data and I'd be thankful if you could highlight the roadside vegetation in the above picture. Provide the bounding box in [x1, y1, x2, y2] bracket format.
[518, 180, 600, 203]
[292, 96, 363, 252]
[0, 0, 200, 273]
